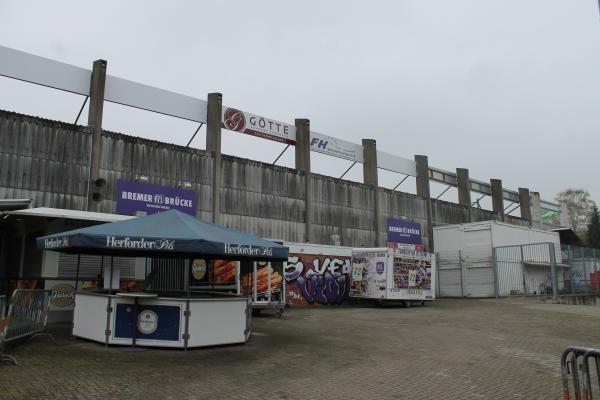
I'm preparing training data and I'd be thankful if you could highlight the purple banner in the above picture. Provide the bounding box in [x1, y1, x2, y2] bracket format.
[116, 180, 196, 216]
[387, 218, 421, 245]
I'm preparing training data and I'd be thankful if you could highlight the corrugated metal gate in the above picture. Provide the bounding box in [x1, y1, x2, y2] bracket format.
[57, 254, 136, 280]
[437, 245, 495, 297]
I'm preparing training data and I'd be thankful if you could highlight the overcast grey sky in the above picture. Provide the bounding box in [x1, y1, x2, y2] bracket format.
[0, 0, 599, 210]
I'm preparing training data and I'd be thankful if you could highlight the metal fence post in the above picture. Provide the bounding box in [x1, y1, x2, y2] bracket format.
[581, 247, 587, 292]
[492, 247, 499, 298]
[549, 243, 558, 301]
[458, 249, 465, 297]
[435, 252, 441, 298]
[519, 245, 527, 296]
[568, 245, 574, 294]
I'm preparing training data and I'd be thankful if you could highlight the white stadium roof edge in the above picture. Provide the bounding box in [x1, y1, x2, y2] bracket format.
[0, 45, 559, 213]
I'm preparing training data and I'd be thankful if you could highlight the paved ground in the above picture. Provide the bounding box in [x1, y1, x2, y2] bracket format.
[1, 298, 599, 400]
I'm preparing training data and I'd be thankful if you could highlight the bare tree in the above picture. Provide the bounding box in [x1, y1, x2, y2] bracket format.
[555, 189, 596, 234]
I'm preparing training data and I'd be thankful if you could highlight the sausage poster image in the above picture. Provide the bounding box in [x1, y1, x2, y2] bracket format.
[240, 262, 284, 297]
[285, 254, 352, 306]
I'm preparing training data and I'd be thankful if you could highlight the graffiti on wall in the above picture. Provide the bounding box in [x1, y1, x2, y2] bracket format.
[284, 254, 351, 306]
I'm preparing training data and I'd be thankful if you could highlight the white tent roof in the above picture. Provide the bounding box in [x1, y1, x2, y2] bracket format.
[5, 207, 135, 223]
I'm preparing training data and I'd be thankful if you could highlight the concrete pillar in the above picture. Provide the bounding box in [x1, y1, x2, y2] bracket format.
[415, 155, 433, 251]
[86, 59, 107, 212]
[559, 201, 570, 228]
[206, 93, 222, 224]
[490, 179, 504, 222]
[456, 168, 471, 222]
[531, 191, 542, 229]
[518, 188, 532, 225]
[295, 119, 312, 243]
[362, 139, 381, 247]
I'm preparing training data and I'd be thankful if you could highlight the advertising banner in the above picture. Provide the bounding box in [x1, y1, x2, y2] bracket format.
[114, 303, 181, 342]
[189, 259, 237, 288]
[285, 253, 352, 306]
[240, 262, 284, 302]
[116, 180, 197, 216]
[387, 218, 422, 245]
[309, 131, 364, 163]
[388, 249, 434, 300]
[45, 280, 76, 311]
[350, 250, 388, 298]
[221, 107, 296, 145]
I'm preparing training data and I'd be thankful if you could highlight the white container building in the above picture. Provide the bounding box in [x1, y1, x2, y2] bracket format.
[433, 221, 561, 297]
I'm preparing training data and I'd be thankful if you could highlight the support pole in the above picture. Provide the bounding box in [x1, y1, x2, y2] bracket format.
[184, 259, 190, 351]
[490, 179, 504, 222]
[550, 243, 558, 301]
[206, 93, 223, 224]
[75, 254, 81, 291]
[339, 161, 357, 179]
[363, 139, 381, 246]
[415, 155, 433, 251]
[295, 119, 312, 243]
[272, 145, 290, 165]
[109, 256, 114, 295]
[435, 185, 452, 200]
[456, 168, 471, 222]
[74, 96, 89, 125]
[185, 123, 204, 148]
[86, 59, 107, 212]
[393, 175, 409, 191]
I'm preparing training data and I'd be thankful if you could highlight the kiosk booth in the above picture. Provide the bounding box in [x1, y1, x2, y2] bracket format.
[36, 210, 288, 349]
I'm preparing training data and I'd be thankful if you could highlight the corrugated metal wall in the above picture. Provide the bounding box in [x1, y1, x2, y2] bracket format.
[0, 111, 90, 210]
[0, 110, 529, 248]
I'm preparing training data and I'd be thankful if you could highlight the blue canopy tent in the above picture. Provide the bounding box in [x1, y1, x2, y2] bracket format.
[35, 210, 288, 349]
[36, 209, 288, 261]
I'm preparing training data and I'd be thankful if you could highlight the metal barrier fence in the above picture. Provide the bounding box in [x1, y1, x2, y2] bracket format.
[0, 295, 6, 321]
[438, 243, 600, 298]
[562, 245, 600, 296]
[561, 346, 600, 400]
[493, 243, 600, 299]
[1, 289, 51, 365]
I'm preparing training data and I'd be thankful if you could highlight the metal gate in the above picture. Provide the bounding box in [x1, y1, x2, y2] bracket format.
[494, 243, 561, 298]
[437, 246, 495, 297]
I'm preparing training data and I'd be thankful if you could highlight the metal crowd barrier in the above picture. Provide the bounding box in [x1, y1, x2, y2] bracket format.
[561, 346, 600, 400]
[0, 289, 52, 365]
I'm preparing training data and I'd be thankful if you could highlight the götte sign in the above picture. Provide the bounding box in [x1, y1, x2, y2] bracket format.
[221, 107, 296, 145]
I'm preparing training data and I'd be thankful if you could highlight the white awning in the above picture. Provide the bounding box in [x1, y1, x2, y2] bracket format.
[4, 207, 135, 223]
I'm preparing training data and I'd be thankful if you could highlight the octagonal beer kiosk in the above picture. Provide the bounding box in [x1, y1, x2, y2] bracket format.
[37, 210, 289, 349]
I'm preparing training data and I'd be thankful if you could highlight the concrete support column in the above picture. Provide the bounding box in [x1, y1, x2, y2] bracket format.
[456, 168, 471, 222]
[362, 139, 381, 247]
[295, 119, 312, 243]
[490, 179, 504, 222]
[86, 59, 107, 212]
[530, 191, 542, 229]
[518, 188, 532, 225]
[206, 93, 222, 224]
[559, 201, 570, 228]
[415, 155, 433, 251]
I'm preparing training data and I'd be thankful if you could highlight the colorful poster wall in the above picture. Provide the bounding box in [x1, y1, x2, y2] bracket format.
[285, 253, 352, 306]
[389, 249, 433, 300]
[350, 250, 388, 298]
